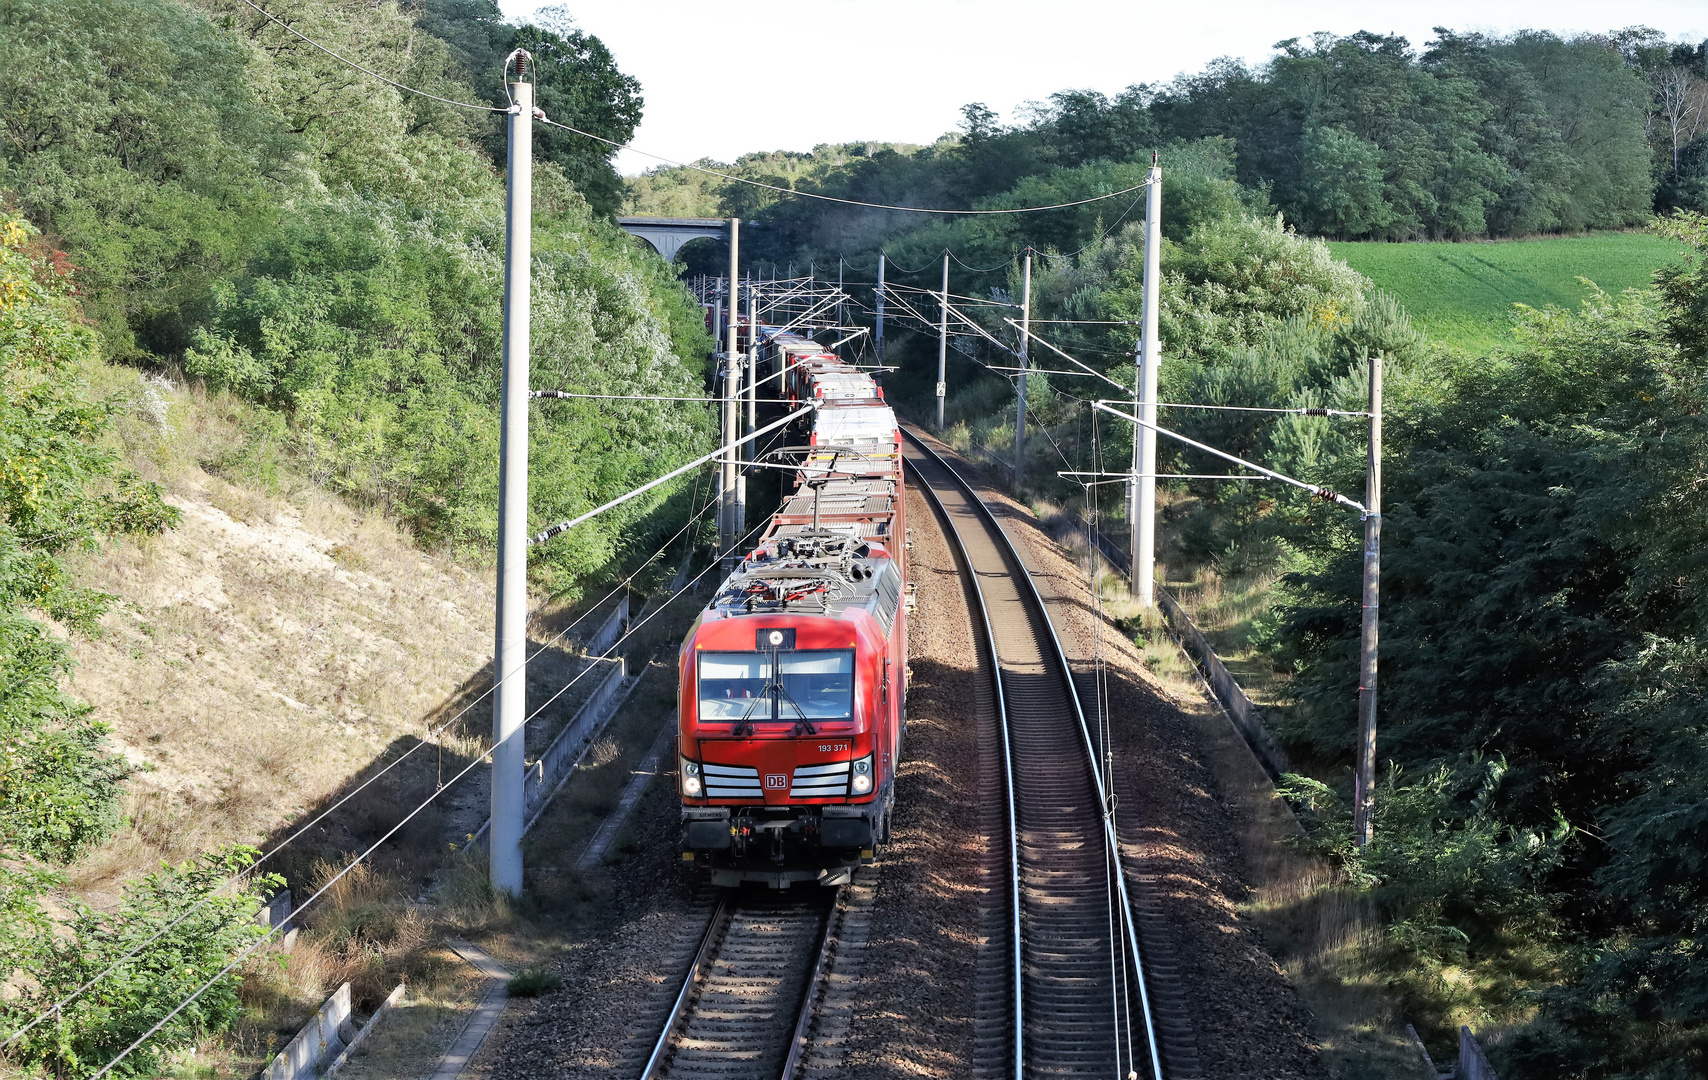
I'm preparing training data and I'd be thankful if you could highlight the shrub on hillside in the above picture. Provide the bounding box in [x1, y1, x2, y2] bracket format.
[184, 163, 714, 585]
[1270, 216, 1708, 1069]
[2, 847, 282, 1078]
[0, 210, 178, 862]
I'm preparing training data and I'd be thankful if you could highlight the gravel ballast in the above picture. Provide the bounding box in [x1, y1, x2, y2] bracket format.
[467, 437, 1320, 1078]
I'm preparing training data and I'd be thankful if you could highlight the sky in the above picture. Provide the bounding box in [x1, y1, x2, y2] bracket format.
[494, 0, 1708, 176]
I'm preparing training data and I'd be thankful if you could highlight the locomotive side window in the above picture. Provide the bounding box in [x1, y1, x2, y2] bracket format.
[697, 649, 855, 725]
[871, 565, 901, 634]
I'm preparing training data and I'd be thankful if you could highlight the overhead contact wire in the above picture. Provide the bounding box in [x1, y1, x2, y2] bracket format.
[79, 495, 756, 1080]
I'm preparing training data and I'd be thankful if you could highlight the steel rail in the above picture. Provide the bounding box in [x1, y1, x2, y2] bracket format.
[903, 426, 1165, 1080]
[639, 894, 729, 1080]
[779, 893, 840, 1080]
[906, 444, 1026, 1080]
[639, 889, 839, 1080]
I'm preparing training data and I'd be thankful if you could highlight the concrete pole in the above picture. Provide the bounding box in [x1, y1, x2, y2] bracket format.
[490, 74, 532, 898]
[875, 254, 886, 361]
[746, 289, 758, 458]
[722, 220, 740, 568]
[1016, 250, 1031, 486]
[710, 277, 723, 346]
[937, 252, 949, 430]
[713, 271, 725, 535]
[1132, 159, 1162, 605]
[1354, 354, 1383, 848]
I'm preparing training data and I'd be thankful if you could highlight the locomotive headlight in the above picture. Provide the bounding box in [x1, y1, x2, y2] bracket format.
[681, 757, 703, 798]
[850, 755, 874, 794]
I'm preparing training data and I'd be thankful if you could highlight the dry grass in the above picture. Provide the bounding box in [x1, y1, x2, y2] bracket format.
[13, 364, 712, 1078]
[1164, 561, 1290, 705]
[58, 370, 497, 904]
[1022, 475, 1429, 1078]
[1112, 575, 1430, 1079]
[155, 859, 472, 1079]
[322, 948, 488, 1080]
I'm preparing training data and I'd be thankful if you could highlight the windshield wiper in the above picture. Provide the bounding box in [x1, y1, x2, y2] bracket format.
[778, 682, 817, 736]
[732, 690, 766, 736]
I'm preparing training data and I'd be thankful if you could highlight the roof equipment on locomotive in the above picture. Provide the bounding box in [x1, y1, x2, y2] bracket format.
[677, 329, 908, 889]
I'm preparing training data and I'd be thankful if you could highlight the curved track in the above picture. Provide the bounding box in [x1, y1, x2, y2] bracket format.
[641, 888, 838, 1080]
[904, 427, 1164, 1080]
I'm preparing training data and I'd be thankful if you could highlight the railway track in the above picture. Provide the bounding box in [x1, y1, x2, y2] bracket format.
[636, 429, 1181, 1080]
[904, 426, 1166, 1080]
[640, 887, 839, 1080]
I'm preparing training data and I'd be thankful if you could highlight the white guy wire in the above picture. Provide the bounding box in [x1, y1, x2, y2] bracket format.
[1094, 401, 1365, 512]
[76, 475, 756, 1080]
[0, 486, 721, 1049]
[530, 406, 814, 545]
[1005, 319, 1128, 391]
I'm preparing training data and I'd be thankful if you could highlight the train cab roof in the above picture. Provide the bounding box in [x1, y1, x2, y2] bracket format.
[770, 477, 895, 541]
[706, 532, 903, 636]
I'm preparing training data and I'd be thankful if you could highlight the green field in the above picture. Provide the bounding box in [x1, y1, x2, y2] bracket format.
[1328, 232, 1684, 352]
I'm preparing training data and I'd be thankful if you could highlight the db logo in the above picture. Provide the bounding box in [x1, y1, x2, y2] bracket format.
[764, 774, 788, 790]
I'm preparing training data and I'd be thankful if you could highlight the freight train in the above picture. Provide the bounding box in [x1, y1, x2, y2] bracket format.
[677, 330, 908, 888]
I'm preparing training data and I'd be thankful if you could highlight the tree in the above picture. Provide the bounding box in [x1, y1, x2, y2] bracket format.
[1044, 88, 1159, 168]
[1504, 31, 1654, 229]
[416, 0, 642, 217]
[0, 0, 289, 357]
[1297, 125, 1394, 238]
[3, 848, 283, 1077]
[0, 209, 175, 863]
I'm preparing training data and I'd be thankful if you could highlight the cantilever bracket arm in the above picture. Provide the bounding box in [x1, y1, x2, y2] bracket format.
[530, 404, 815, 545]
[1092, 400, 1366, 514]
[1006, 320, 1128, 392]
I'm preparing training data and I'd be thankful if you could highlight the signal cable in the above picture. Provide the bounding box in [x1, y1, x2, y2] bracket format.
[232, 1, 1150, 218]
[876, 251, 938, 275]
[0, 483, 719, 1049]
[948, 250, 1014, 273]
[1088, 414, 1142, 1076]
[529, 406, 814, 545]
[540, 117, 1149, 215]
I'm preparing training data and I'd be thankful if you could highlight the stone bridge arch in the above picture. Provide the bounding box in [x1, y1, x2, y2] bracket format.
[615, 216, 731, 264]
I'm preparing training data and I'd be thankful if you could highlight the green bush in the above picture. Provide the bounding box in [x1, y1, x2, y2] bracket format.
[1266, 215, 1708, 1071]
[184, 171, 714, 583]
[506, 965, 562, 997]
[2, 847, 283, 1078]
[0, 210, 177, 862]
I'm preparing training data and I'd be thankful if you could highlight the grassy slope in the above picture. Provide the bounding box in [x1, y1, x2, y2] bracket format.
[62, 368, 496, 897]
[1328, 232, 1681, 351]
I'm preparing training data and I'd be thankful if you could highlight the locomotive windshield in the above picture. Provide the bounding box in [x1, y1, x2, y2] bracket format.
[697, 649, 855, 725]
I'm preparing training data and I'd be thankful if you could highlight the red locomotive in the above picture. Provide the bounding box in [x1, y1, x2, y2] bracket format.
[677, 331, 908, 888]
